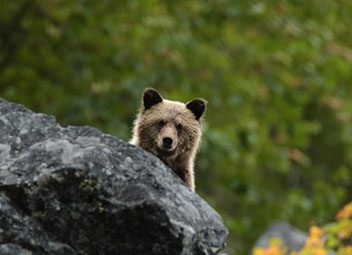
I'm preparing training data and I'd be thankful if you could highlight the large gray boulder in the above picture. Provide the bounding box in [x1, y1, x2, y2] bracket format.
[0, 99, 228, 255]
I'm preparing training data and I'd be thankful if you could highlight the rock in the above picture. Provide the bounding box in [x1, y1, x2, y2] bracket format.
[253, 222, 307, 253]
[0, 99, 228, 255]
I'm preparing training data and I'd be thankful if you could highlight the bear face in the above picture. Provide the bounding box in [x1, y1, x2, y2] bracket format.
[134, 89, 206, 161]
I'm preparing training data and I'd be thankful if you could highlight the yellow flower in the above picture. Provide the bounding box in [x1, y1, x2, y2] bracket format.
[266, 245, 283, 255]
[303, 225, 325, 250]
[337, 220, 352, 239]
[253, 248, 265, 255]
[336, 202, 352, 220]
[342, 246, 352, 255]
[314, 248, 327, 255]
[310, 226, 323, 239]
[252, 241, 286, 255]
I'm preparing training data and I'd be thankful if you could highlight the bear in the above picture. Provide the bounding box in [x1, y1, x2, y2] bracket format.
[130, 88, 207, 191]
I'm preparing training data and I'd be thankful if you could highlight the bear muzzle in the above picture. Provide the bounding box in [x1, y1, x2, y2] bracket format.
[162, 137, 174, 149]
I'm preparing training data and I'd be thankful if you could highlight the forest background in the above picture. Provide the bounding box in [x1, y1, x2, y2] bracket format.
[1, 1, 352, 254]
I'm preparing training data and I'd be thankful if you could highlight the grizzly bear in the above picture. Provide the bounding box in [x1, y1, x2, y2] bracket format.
[130, 88, 207, 191]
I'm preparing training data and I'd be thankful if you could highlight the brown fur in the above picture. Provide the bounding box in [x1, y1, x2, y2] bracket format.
[130, 88, 206, 191]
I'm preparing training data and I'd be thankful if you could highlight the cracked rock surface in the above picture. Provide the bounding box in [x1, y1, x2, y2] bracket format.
[0, 99, 228, 255]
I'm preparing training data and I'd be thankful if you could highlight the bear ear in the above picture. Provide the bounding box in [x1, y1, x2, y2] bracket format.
[143, 88, 163, 110]
[186, 98, 207, 120]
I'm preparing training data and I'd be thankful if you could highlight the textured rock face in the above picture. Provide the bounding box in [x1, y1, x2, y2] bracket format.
[0, 99, 228, 255]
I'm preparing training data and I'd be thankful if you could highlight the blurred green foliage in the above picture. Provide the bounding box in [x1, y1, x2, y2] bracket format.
[1, 0, 352, 254]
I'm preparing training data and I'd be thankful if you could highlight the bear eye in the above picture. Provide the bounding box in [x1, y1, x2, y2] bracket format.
[176, 123, 182, 131]
[158, 120, 166, 127]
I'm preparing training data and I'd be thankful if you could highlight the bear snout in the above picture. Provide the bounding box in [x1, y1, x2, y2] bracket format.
[162, 137, 173, 149]
[157, 124, 178, 151]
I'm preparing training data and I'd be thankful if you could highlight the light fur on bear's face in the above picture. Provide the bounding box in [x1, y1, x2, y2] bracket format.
[134, 99, 202, 159]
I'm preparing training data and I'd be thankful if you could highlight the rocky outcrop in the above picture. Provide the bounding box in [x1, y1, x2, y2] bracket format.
[0, 99, 228, 255]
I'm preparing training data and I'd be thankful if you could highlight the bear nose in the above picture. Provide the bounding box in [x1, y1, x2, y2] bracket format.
[162, 137, 173, 148]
